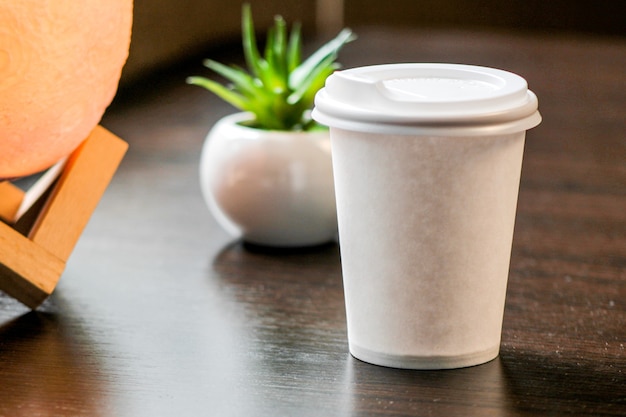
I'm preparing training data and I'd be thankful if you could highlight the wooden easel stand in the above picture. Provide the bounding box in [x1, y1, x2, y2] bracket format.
[0, 126, 128, 308]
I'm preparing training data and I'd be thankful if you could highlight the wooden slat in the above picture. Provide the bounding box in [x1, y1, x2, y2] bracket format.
[28, 126, 128, 261]
[0, 181, 24, 223]
[1, 125, 127, 308]
[0, 221, 65, 308]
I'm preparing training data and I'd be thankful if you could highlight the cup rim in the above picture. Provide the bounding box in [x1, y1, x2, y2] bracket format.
[313, 63, 542, 136]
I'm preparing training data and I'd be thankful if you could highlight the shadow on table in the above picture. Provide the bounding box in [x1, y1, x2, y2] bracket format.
[342, 355, 510, 416]
[229, 238, 339, 255]
[343, 351, 624, 416]
[499, 350, 626, 415]
[0, 310, 109, 417]
[211, 239, 342, 284]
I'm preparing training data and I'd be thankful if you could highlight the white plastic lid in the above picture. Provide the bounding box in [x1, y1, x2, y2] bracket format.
[312, 63, 541, 136]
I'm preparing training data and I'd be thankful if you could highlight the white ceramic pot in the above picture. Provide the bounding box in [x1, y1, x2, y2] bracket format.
[199, 112, 337, 247]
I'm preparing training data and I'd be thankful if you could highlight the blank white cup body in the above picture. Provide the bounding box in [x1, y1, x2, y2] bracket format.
[313, 63, 541, 369]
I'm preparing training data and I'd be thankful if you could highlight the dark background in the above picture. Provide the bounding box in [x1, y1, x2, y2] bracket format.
[344, 0, 626, 37]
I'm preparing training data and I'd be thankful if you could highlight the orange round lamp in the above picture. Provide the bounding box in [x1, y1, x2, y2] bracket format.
[0, 1, 133, 179]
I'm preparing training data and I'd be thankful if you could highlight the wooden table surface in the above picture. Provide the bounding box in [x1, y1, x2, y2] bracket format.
[1, 27, 625, 416]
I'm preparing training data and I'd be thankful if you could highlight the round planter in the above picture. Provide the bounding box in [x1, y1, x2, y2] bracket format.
[199, 112, 337, 247]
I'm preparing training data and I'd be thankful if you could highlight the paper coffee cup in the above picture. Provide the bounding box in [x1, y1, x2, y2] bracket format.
[313, 63, 541, 369]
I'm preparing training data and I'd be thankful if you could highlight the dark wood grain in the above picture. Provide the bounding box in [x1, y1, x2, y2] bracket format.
[1, 28, 625, 416]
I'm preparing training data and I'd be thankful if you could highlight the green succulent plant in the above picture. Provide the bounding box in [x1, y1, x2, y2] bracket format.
[187, 4, 355, 131]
